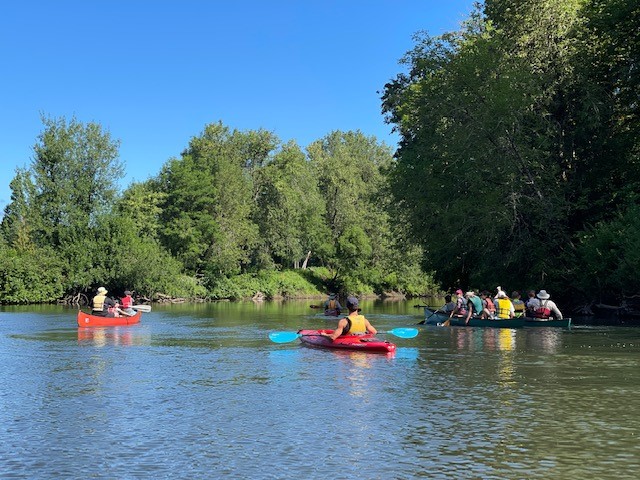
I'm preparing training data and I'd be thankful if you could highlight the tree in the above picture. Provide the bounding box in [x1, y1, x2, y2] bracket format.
[1, 115, 123, 295]
[156, 122, 269, 278]
[381, 1, 588, 293]
[252, 141, 330, 269]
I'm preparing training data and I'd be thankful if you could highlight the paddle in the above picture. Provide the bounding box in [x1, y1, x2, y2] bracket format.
[269, 328, 419, 343]
[131, 305, 152, 312]
[309, 304, 322, 309]
[417, 307, 442, 325]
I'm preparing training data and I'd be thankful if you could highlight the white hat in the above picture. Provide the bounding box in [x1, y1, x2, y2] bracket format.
[497, 290, 507, 298]
[97, 287, 107, 294]
[537, 290, 551, 300]
[465, 291, 475, 297]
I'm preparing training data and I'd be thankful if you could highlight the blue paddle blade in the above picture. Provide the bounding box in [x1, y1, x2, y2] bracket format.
[268, 331, 301, 343]
[387, 328, 419, 339]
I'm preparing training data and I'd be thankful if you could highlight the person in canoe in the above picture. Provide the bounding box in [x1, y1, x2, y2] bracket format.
[120, 290, 135, 315]
[480, 290, 496, 319]
[323, 293, 343, 316]
[91, 287, 117, 317]
[495, 290, 515, 319]
[525, 289, 540, 315]
[441, 289, 469, 326]
[324, 296, 376, 340]
[511, 291, 526, 317]
[448, 289, 468, 319]
[437, 294, 455, 314]
[464, 291, 484, 324]
[533, 290, 564, 319]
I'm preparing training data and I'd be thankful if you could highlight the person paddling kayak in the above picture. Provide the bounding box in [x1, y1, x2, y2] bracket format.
[324, 296, 376, 341]
[323, 293, 343, 316]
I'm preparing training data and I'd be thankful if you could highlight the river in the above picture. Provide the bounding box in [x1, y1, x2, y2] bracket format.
[0, 300, 638, 479]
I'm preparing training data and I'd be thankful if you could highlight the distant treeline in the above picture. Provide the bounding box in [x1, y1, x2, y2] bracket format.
[1, 0, 638, 307]
[0, 117, 434, 304]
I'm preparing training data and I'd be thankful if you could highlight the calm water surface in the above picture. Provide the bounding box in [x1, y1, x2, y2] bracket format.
[0, 300, 639, 479]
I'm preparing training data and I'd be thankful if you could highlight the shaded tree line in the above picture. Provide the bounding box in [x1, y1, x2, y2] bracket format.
[381, 0, 639, 306]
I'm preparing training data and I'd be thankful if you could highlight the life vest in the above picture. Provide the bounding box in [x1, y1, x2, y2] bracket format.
[485, 297, 496, 313]
[534, 300, 552, 318]
[513, 299, 525, 313]
[121, 295, 133, 308]
[495, 298, 512, 319]
[343, 314, 366, 335]
[327, 300, 337, 310]
[468, 296, 483, 315]
[455, 297, 468, 316]
[92, 293, 106, 312]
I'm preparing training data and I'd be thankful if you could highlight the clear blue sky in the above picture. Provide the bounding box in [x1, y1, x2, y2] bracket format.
[0, 0, 477, 211]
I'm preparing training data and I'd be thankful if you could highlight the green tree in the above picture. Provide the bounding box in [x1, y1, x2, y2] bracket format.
[156, 122, 270, 278]
[252, 141, 330, 269]
[382, 1, 588, 293]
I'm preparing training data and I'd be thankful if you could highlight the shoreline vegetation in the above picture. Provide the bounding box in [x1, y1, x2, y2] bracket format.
[2, 2, 639, 310]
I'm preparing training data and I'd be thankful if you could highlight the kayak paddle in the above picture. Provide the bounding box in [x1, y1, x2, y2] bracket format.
[269, 328, 419, 344]
[131, 305, 152, 312]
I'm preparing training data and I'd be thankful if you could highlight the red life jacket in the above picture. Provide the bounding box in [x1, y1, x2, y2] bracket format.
[485, 297, 496, 313]
[534, 300, 552, 318]
[121, 295, 133, 308]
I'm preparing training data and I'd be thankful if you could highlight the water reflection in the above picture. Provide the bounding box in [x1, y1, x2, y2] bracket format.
[524, 328, 563, 354]
[77, 326, 150, 347]
[1, 303, 638, 480]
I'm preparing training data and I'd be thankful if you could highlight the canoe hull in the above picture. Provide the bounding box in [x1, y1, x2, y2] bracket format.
[524, 317, 572, 328]
[422, 308, 524, 328]
[77, 310, 142, 327]
[298, 329, 396, 353]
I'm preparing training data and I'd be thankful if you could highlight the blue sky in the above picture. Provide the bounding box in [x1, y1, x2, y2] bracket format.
[0, 1, 477, 211]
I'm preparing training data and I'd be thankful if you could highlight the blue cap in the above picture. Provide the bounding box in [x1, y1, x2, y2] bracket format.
[346, 296, 359, 309]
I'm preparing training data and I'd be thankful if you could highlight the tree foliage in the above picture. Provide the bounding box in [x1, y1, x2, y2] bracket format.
[382, 0, 640, 303]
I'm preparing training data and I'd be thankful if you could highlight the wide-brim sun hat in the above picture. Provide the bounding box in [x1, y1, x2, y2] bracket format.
[97, 287, 107, 294]
[537, 290, 551, 300]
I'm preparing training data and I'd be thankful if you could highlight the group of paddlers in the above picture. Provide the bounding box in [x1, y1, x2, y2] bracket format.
[440, 287, 563, 324]
[91, 287, 136, 317]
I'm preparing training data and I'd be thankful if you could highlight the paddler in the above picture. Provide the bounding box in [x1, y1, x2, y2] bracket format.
[91, 286, 117, 317]
[323, 292, 343, 316]
[324, 296, 377, 340]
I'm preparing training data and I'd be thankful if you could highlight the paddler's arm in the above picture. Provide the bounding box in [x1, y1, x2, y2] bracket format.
[325, 318, 348, 341]
[365, 318, 377, 335]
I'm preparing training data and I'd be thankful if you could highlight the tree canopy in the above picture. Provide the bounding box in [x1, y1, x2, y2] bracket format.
[382, 0, 640, 304]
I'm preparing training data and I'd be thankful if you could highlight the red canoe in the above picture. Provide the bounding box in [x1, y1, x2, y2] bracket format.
[297, 329, 396, 353]
[77, 310, 142, 327]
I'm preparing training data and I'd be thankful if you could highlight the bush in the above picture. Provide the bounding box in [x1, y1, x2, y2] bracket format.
[0, 247, 65, 304]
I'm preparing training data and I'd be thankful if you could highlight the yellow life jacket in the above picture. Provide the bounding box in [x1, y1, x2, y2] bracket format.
[344, 314, 366, 334]
[513, 299, 525, 314]
[495, 298, 512, 319]
[93, 293, 106, 312]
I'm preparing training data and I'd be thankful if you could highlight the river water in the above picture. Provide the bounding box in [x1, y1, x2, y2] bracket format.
[0, 300, 638, 479]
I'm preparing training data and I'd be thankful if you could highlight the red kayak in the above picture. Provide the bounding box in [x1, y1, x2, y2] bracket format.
[77, 310, 142, 327]
[297, 329, 396, 353]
